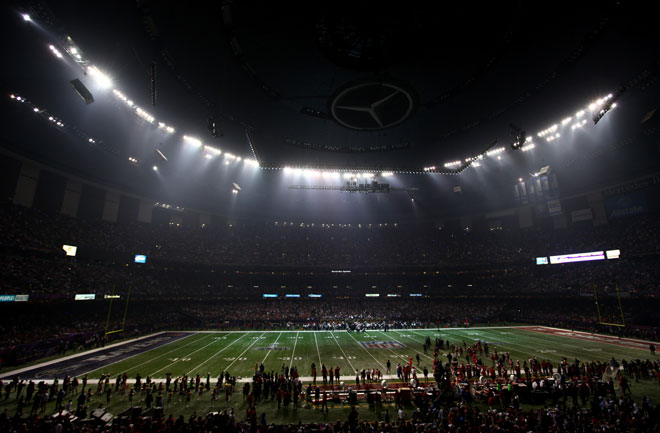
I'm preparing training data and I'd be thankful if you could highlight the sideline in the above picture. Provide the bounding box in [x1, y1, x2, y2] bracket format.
[0, 332, 165, 378]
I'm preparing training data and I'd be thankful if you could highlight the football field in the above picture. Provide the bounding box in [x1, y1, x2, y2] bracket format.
[6, 326, 655, 383]
[2, 325, 659, 424]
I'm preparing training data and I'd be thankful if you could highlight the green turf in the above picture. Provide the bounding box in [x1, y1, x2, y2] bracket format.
[81, 327, 658, 380]
[2, 327, 658, 424]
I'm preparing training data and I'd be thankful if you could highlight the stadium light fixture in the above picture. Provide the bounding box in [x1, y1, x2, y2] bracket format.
[22, 13, 31, 22]
[135, 107, 155, 124]
[183, 135, 203, 148]
[48, 45, 63, 59]
[87, 65, 112, 89]
[158, 122, 175, 134]
[485, 146, 505, 156]
[203, 145, 221, 156]
[152, 165, 158, 171]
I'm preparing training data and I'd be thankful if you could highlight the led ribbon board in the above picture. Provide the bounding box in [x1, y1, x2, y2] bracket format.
[549, 251, 604, 264]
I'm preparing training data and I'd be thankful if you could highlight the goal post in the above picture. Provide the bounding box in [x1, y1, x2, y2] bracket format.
[593, 284, 626, 327]
[104, 285, 131, 336]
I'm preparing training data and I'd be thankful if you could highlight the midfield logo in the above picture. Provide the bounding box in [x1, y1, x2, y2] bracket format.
[360, 341, 405, 349]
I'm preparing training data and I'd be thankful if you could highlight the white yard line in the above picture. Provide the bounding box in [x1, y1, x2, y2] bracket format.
[330, 331, 356, 373]
[289, 332, 299, 371]
[313, 331, 322, 367]
[150, 334, 231, 376]
[186, 333, 248, 375]
[345, 331, 387, 369]
[262, 332, 283, 364]
[224, 332, 267, 372]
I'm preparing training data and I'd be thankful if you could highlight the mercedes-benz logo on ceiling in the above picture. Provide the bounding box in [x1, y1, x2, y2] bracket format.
[329, 80, 417, 130]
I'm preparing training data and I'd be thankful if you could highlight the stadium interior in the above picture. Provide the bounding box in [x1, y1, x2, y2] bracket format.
[1, 1, 659, 432]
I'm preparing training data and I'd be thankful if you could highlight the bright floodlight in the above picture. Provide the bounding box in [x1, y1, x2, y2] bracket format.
[87, 65, 112, 89]
[135, 107, 155, 124]
[22, 13, 31, 21]
[183, 135, 203, 147]
[33, 107, 39, 112]
[152, 165, 158, 171]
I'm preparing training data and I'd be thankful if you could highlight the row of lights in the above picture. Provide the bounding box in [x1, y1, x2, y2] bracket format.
[30, 11, 417, 174]
[135, 107, 155, 124]
[113, 89, 161, 127]
[21, 13, 622, 178]
[427, 93, 614, 173]
[9, 94, 102, 144]
[157, 122, 175, 134]
[48, 44, 63, 59]
[571, 119, 588, 130]
[23, 14, 263, 174]
[485, 146, 506, 156]
[274, 221, 398, 228]
[154, 202, 184, 211]
[282, 168, 393, 178]
[183, 135, 257, 167]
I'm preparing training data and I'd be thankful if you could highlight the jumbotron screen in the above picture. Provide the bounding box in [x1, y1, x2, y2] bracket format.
[62, 244, 77, 256]
[134, 254, 147, 263]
